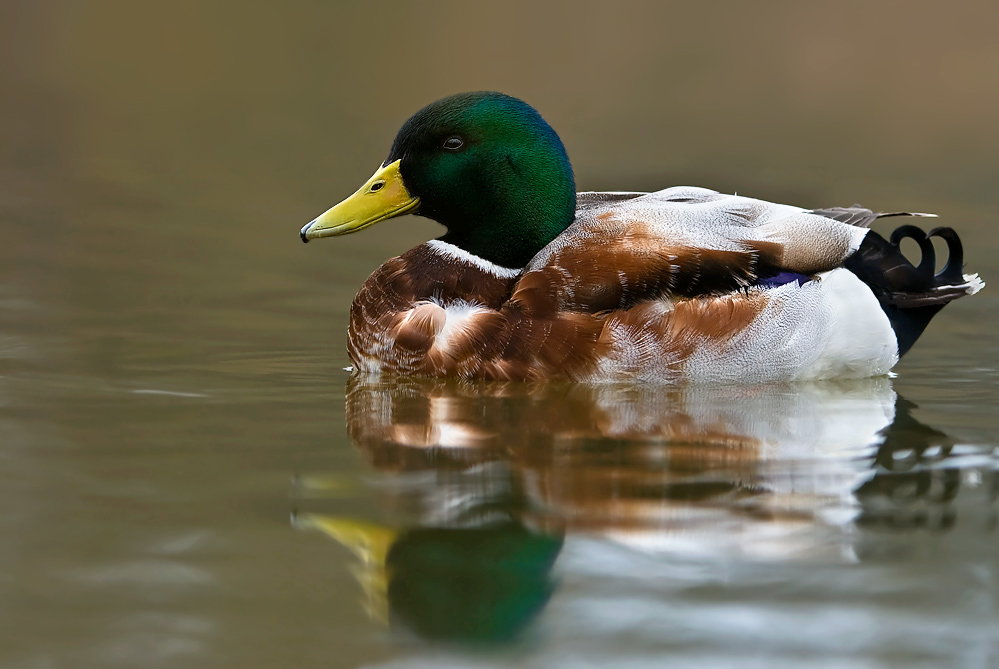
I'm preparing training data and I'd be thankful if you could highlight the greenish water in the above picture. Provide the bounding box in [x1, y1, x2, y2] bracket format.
[1, 2, 997, 667]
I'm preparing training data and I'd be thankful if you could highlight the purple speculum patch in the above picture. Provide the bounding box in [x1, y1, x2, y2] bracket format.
[755, 272, 812, 289]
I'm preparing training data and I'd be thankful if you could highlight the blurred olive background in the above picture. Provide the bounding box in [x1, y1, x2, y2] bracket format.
[1, 1, 997, 668]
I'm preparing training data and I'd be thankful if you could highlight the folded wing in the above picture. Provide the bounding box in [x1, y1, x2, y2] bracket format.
[510, 187, 873, 315]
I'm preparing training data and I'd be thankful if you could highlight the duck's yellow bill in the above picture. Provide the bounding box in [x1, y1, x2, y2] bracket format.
[300, 160, 420, 242]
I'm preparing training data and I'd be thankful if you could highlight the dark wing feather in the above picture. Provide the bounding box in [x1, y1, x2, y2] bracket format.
[810, 205, 937, 229]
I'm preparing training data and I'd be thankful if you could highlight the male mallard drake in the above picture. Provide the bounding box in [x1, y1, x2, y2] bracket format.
[300, 92, 983, 383]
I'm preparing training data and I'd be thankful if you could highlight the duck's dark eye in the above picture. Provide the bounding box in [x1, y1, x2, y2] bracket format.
[443, 136, 463, 150]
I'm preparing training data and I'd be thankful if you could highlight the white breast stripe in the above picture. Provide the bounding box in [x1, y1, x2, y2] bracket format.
[426, 240, 523, 278]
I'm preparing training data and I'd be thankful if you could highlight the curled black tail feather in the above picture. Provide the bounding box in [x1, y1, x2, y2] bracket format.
[844, 224, 982, 357]
[926, 227, 965, 284]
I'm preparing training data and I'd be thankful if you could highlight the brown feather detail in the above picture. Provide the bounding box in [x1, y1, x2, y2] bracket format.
[392, 244, 515, 309]
[602, 292, 769, 379]
[348, 241, 769, 381]
[347, 243, 602, 380]
[391, 303, 444, 352]
[348, 244, 519, 375]
[668, 247, 759, 296]
[506, 267, 564, 317]
[509, 231, 769, 316]
[422, 310, 509, 377]
[530, 311, 609, 377]
[467, 309, 608, 381]
[664, 292, 768, 343]
[744, 239, 785, 273]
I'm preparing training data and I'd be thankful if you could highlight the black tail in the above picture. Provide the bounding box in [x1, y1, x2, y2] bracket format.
[844, 225, 983, 357]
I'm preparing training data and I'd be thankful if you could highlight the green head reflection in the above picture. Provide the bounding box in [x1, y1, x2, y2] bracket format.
[387, 522, 562, 641]
[295, 513, 562, 642]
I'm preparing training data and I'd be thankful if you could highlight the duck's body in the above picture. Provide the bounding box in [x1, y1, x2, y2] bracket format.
[302, 93, 983, 383]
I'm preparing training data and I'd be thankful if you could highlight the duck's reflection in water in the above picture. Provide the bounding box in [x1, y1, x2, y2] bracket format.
[855, 398, 962, 533]
[294, 376, 977, 642]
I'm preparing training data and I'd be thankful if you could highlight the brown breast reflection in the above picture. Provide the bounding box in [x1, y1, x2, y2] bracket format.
[345, 377, 784, 532]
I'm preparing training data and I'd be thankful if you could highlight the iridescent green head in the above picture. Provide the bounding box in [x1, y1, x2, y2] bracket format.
[301, 92, 576, 269]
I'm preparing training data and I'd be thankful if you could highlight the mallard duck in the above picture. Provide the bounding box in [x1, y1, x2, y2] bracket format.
[300, 92, 983, 383]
